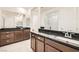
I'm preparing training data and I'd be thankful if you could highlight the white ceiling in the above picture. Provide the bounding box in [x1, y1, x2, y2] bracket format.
[0, 7, 33, 14]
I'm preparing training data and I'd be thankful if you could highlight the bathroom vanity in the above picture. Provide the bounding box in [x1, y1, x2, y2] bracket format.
[31, 31, 79, 52]
[0, 28, 30, 46]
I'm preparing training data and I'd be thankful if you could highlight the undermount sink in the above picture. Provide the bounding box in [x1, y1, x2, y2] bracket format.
[55, 36, 71, 44]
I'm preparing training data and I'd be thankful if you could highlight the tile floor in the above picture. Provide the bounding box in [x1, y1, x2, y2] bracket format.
[0, 39, 33, 52]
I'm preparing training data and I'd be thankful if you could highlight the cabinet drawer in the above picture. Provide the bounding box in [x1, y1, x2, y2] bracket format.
[35, 35, 44, 42]
[1, 32, 14, 39]
[14, 31, 23, 41]
[1, 32, 12, 35]
[45, 38, 79, 52]
[23, 30, 30, 39]
[31, 36, 36, 51]
[1, 34, 8, 39]
[24, 29, 30, 32]
[45, 44, 59, 52]
[0, 38, 14, 45]
[8, 33, 14, 39]
[24, 30, 30, 35]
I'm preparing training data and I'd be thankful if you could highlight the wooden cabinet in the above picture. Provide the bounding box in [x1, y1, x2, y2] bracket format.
[45, 38, 60, 52]
[35, 35, 44, 52]
[23, 29, 30, 40]
[36, 39, 44, 52]
[31, 32, 79, 52]
[45, 38, 79, 52]
[45, 44, 59, 52]
[0, 31, 14, 45]
[0, 28, 30, 46]
[14, 30, 23, 42]
[31, 33, 36, 51]
[31, 33, 44, 52]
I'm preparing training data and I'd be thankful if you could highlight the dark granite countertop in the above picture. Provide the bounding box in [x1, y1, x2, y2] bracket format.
[38, 28, 79, 41]
[0, 27, 30, 32]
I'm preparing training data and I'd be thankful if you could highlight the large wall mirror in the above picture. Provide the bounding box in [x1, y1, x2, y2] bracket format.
[40, 7, 79, 33]
[40, 7, 59, 31]
[44, 10, 59, 31]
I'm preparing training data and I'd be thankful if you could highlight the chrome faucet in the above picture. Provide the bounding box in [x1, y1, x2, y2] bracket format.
[65, 32, 72, 38]
[49, 26, 51, 30]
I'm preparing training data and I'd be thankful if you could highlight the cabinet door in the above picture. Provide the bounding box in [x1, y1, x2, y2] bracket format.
[45, 44, 59, 52]
[31, 35, 36, 51]
[58, 7, 76, 32]
[45, 38, 79, 52]
[14, 30, 23, 42]
[0, 32, 14, 46]
[36, 39, 44, 52]
[23, 29, 30, 40]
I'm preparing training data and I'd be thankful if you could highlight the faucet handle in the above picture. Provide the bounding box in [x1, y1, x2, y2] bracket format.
[49, 26, 51, 30]
[69, 33, 72, 38]
[65, 32, 69, 38]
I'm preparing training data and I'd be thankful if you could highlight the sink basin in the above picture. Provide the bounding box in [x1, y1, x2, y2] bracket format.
[56, 36, 70, 43]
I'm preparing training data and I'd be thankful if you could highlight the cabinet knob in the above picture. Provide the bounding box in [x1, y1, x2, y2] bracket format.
[32, 35, 34, 36]
[6, 40, 10, 42]
[6, 35, 9, 37]
[6, 32, 10, 34]
[37, 37, 41, 39]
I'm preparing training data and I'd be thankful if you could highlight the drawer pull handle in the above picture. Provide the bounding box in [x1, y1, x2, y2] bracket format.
[37, 37, 41, 39]
[32, 35, 34, 36]
[6, 35, 9, 37]
[6, 40, 10, 42]
[6, 32, 10, 33]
